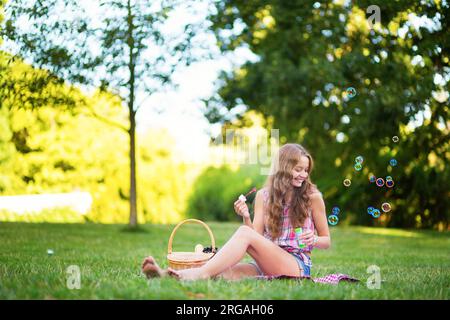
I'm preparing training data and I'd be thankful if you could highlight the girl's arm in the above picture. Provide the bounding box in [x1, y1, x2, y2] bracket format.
[234, 190, 264, 234]
[242, 215, 253, 228]
[251, 190, 265, 235]
[310, 192, 331, 249]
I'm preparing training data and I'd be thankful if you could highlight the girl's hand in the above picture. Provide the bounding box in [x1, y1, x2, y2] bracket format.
[234, 198, 250, 218]
[299, 229, 315, 246]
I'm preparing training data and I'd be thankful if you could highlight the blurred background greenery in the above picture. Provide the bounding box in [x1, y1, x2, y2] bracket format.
[0, 0, 448, 230]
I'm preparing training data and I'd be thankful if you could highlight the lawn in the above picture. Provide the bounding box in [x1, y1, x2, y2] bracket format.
[0, 221, 448, 299]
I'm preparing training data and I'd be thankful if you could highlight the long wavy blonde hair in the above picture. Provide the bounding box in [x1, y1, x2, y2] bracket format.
[265, 143, 317, 240]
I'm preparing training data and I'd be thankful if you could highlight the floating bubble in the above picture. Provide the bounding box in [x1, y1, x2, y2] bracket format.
[332, 206, 340, 215]
[343, 179, 351, 187]
[386, 179, 395, 188]
[354, 163, 363, 171]
[386, 175, 393, 181]
[369, 175, 376, 183]
[47, 249, 54, 256]
[376, 178, 385, 187]
[392, 136, 399, 143]
[381, 202, 392, 212]
[346, 87, 357, 98]
[355, 156, 364, 164]
[390, 158, 397, 167]
[367, 206, 375, 215]
[371, 209, 381, 218]
[328, 214, 339, 225]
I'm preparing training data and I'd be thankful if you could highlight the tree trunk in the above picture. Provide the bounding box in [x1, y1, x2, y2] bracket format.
[127, 0, 137, 228]
[129, 108, 137, 228]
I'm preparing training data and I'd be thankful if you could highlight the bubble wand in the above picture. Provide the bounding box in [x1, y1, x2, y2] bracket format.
[239, 187, 257, 202]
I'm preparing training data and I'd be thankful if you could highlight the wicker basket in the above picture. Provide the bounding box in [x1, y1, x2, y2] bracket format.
[167, 219, 216, 270]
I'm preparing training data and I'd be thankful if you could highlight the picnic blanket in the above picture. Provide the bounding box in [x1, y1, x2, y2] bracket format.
[255, 273, 359, 285]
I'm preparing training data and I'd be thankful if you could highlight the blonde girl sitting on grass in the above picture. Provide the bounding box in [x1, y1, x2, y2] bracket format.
[142, 143, 330, 280]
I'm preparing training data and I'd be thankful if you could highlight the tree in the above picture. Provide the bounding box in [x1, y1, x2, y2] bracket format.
[2, 0, 209, 227]
[207, 0, 449, 229]
[1, 51, 193, 224]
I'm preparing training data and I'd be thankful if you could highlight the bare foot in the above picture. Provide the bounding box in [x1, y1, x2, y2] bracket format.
[141, 256, 167, 279]
[167, 267, 210, 281]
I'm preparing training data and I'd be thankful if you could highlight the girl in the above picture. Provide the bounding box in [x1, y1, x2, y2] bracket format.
[142, 143, 330, 280]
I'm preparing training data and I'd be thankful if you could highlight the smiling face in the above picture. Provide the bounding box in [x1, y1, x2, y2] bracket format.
[291, 155, 310, 188]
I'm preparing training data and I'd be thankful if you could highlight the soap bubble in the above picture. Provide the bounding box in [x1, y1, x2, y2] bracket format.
[47, 249, 54, 256]
[386, 179, 395, 188]
[376, 178, 385, 187]
[346, 87, 357, 98]
[390, 158, 397, 167]
[328, 214, 339, 225]
[369, 175, 376, 183]
[355, 156, 364, 164]
[367, 206, 375, 215]
[392, 136, 399, 143]
[381, 202, 392, 212]
[332, 206, 340, 215]
[343, 179, 351, 187]
[386, 175, 393, 181]
[354, 163, 363, 171]
[371, 209, 381, 218]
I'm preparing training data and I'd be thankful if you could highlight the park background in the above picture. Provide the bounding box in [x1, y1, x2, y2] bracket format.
[0, 0, 449, 299]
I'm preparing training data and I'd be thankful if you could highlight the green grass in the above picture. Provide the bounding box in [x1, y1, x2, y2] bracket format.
[0, 221, 448, 299]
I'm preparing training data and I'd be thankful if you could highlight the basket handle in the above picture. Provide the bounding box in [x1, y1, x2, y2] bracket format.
[167, 219, 216, 254]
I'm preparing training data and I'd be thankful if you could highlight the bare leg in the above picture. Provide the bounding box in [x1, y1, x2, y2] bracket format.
[215, 263, 260, 281]
[168, 225, 302, 280]
[142, 258, 258, 281]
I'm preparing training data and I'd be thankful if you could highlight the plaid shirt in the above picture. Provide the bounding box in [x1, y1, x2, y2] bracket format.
[261, 188, 315, 265]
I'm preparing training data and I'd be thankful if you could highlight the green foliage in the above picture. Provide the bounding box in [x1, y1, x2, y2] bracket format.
[0, 108, 14, 167]
[208, 0, 450, 229]
[137, 129, 193, 224]
[186, 164, 267, 222]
